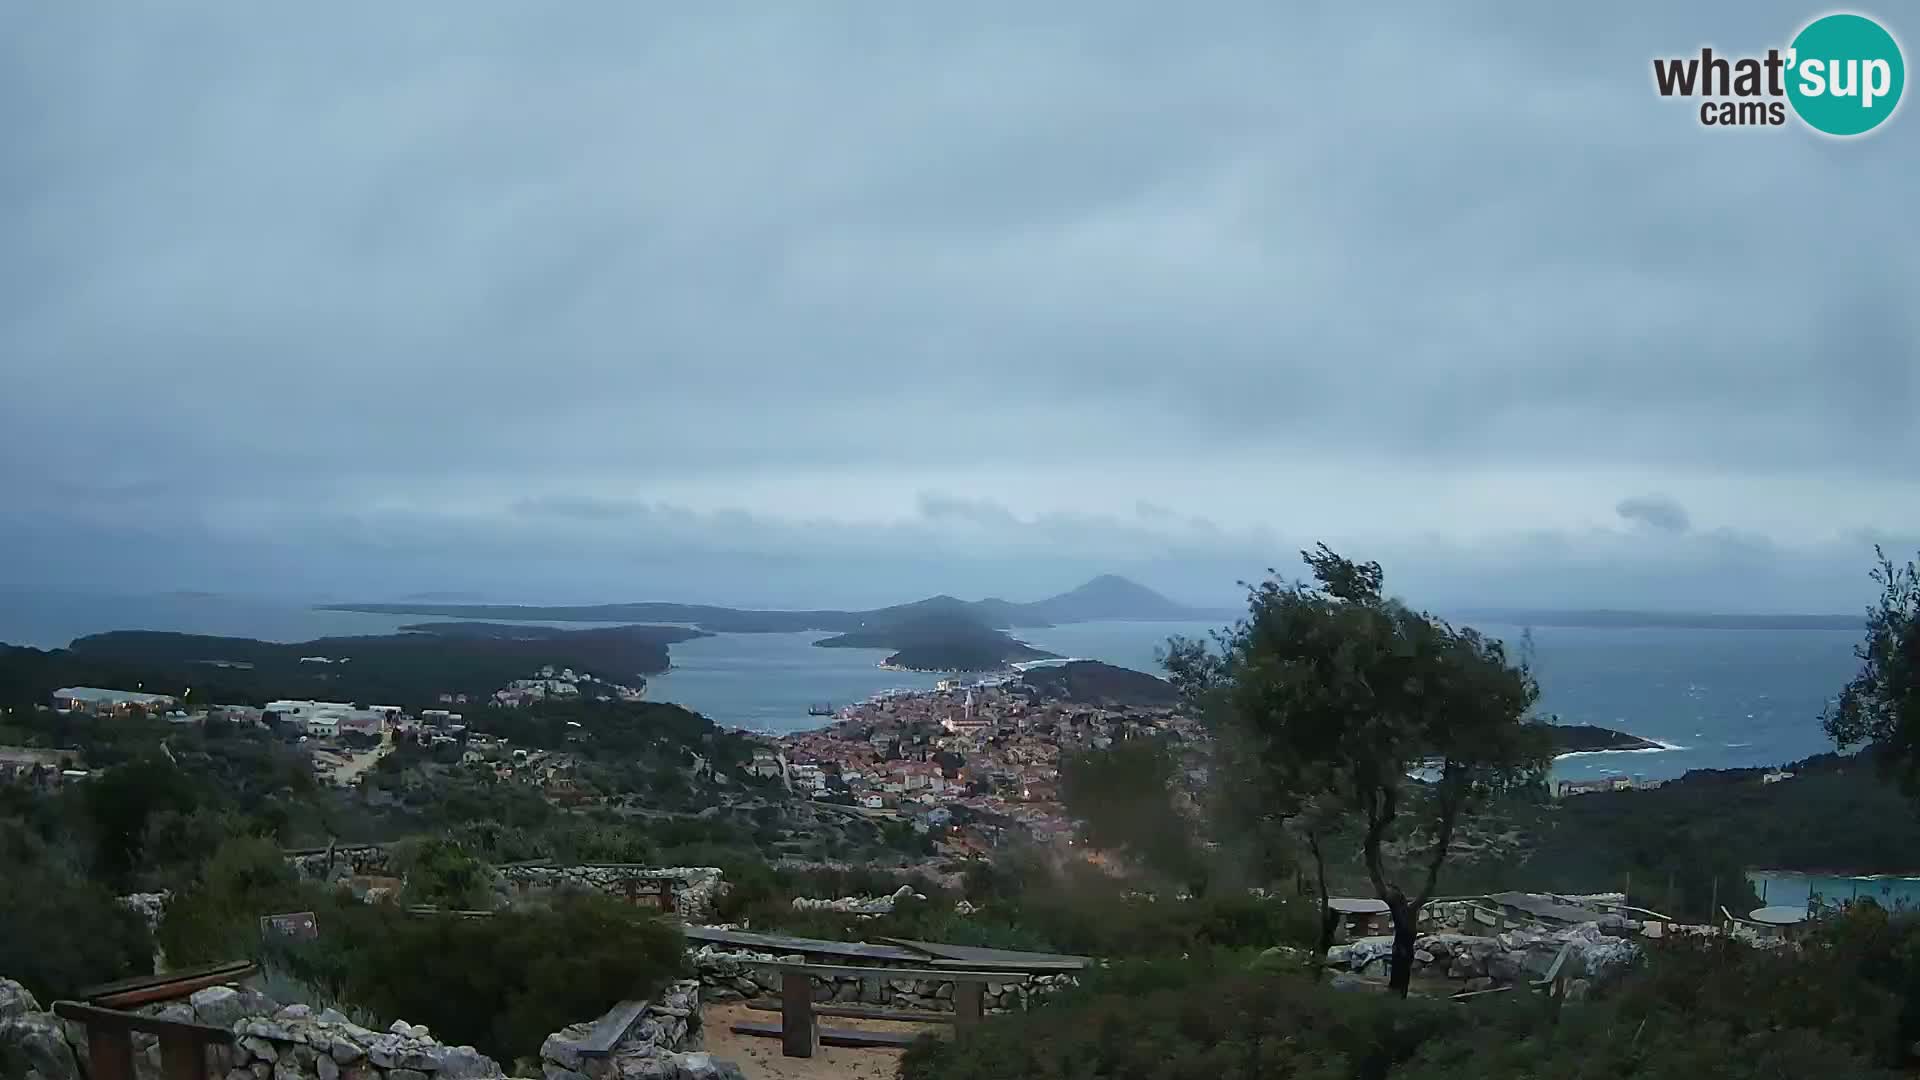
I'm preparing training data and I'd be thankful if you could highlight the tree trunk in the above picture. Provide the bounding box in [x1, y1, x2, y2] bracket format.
[1308, 830, 1337, 981]
[1386, 896, 1417, 997]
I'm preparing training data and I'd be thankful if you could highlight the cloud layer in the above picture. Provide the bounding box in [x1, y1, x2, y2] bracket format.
[1, 2, 1914, 611]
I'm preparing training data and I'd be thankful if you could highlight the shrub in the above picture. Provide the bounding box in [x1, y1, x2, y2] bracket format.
[271, 893, 685, 1066]
[0, 859, 153, 1001]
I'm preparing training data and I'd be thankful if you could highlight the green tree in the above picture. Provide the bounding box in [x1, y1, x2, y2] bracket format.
[393, 837, 495, 910]
[1060, 736, 1206, 895]
[1178, 546, 1550, 996]
[1825, 547, 1920, 793]
[85, 754, 201, 886]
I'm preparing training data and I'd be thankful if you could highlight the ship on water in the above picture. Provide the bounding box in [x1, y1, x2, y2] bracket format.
[806, 703, 833, 716]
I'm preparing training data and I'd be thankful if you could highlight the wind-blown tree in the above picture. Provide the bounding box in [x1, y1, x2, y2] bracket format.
[1172, 545, 1551, 995]
[1824, 547, 1920, 792]
[1059, 736, 1208, 896]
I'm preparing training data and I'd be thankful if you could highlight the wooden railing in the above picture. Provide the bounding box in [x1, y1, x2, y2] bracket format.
[53, 1000, 233, 1080]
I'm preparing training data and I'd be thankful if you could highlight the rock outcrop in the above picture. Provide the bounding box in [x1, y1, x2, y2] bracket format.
[0, 979, 81, 1080]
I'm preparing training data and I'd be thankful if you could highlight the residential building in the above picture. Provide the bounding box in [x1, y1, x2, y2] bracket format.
[52, 687, 177, 715]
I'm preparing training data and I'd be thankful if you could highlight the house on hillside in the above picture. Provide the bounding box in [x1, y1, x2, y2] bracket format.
[53, 687, 177, 716]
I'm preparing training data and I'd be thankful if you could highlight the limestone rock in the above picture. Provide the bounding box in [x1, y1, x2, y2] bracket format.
[192, 986, 279, 1029]
[0, 978, 40, 1020]
[0, 1011, 81, 1080]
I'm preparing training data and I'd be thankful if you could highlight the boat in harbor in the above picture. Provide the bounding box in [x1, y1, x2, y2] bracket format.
[806, 703, 834, 716]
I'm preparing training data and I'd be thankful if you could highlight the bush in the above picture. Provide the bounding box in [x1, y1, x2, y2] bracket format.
[901, 967, 1457, 1080]
[902, 958, 1904, 1080]
[158, 835, 324, 965]
[0, 859, 152, 1001]
[272, 894, 686, 1067]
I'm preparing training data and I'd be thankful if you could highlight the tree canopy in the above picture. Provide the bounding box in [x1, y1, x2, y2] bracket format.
[1169, 545, 1551, 994]
[1824, 547, 1920, 794]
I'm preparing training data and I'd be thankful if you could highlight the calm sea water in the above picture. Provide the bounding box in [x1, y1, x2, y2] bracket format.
[0, 590, 1865, 781]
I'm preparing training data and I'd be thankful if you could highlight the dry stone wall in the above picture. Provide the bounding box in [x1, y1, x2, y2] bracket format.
[497, 866, 724, 924]
[688, 944, 1077, 1015]
[1327, 922, 1640, 992]
[1, 976, 750, 1080]
[285, 849, 725, 923]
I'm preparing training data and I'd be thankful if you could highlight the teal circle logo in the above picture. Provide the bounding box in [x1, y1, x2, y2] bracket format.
[1786, 13, 1905, 135]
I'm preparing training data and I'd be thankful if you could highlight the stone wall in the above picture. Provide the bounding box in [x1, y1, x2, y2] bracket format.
[497, 866, 724, 924]
[0, 977, 505, 1080]
[2, 975, 752, 1080]
[286, 850, 725, 923]
[540, 982, 743, 1080]
[288, 845, 396, 880]
[688, 944, 1077, 1016]
[1327, 923, 1640, 993]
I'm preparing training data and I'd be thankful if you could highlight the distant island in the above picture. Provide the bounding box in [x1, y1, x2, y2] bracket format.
[1461, 609, 1865, 631]
[815, 608, 1058, 672]
[318, 573, 1231, 634]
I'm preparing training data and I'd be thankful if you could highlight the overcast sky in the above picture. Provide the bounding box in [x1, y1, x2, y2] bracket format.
[2, 2, 1914, 612]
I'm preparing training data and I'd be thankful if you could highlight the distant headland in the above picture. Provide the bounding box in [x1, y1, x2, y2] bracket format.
[319, 574, 1229, 634]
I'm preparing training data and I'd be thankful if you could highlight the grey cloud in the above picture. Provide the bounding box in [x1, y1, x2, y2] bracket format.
[0, 1, 1914, 612]
[1616, 494, 1692, 534]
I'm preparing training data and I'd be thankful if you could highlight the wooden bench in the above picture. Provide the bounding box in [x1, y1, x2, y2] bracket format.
[728, 961, 1031, 1058]
[53, 1001, 234, 1080]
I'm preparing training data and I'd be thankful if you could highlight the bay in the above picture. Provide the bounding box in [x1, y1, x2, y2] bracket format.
[0, 588, 1867, 781]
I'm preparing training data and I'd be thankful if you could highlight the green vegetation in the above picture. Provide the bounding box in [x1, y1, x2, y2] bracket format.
[1168, 546, 1551, 993]
[0, 816, 152, 1001]
[1825, 547, 1920, 796]
[1059, 738, 1206, 894]
[904, 908, 1920, 1080]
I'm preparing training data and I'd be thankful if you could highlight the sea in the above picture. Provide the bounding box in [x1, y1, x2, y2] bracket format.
[0, 588, 1865, 783]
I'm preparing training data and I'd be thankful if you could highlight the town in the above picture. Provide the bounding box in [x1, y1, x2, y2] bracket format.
[764, 670, 1207, 857]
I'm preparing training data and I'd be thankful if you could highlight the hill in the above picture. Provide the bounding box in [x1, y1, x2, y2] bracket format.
[1018, 660, 1180, 706]
[1022, 574, 1216, 623]
[318, 574, 1219, 632]
[0, 623, 706, 710]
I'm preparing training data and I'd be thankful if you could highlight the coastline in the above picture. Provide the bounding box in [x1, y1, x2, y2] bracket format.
[1553, 738, 1688, 762]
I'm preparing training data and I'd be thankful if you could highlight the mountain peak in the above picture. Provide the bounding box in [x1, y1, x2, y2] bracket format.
[1028, 574, 1200, 622]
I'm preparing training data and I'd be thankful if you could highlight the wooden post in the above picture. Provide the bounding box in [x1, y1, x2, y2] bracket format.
[86, 1024, 135, 1080]
[954, 979, 984, 1030]
[660, 880, 675, 914]
[781, 971, 817, 1058]
[159, 1029, 206, 1080]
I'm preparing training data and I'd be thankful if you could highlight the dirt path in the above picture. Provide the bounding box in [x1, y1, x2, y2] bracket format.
[701, 1002, 943, 1080]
